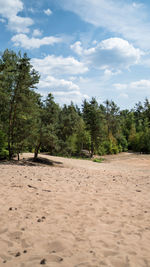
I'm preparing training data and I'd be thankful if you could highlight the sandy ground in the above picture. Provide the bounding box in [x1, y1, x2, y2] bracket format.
[0, 152, 150, 267]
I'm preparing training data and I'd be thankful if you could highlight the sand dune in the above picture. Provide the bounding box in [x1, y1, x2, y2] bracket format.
[0, 152, 150, 267]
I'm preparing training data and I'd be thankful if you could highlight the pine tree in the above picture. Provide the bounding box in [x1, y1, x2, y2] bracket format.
[33, 93, 60, 159]
[0, 49, 40, 159]
[82, 98, 103, 156]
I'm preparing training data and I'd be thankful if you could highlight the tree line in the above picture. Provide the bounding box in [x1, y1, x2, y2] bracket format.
[0, 49, 150, 160]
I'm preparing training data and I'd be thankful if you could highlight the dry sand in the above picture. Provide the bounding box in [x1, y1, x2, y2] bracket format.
[0, 152, 150, 267]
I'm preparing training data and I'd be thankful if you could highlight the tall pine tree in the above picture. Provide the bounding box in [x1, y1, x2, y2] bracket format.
[0, 49, 40, 159]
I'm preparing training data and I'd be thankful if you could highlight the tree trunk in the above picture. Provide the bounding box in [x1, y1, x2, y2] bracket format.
[8, 91, 16, 160]
[8, 109, 13, 160]
[34, 143, 41, 160]
[91, 140, 94, 158]
[34, 150, 38, 160]
[8, 146, 12, 160]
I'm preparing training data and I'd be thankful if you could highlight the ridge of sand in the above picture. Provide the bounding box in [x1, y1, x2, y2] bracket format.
[0, 152, 150, 267]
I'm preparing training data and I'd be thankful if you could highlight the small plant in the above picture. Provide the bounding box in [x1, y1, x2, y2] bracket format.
[93, 158, 104, 163]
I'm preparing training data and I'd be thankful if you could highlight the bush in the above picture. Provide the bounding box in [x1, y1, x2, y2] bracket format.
[116, 134, 128, 152]
[98, 133, 124, 155]
[98, 143, 107, 155]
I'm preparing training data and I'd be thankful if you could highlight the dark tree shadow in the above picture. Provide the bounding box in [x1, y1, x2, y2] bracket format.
[0, 156, 63, 167]
[28, 157, 63, 166]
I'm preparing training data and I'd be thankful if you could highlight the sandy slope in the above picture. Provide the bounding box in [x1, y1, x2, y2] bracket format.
[0, 152, 150, 267]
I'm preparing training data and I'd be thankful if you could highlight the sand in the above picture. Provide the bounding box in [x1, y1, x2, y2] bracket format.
[0, 152, 150, 267]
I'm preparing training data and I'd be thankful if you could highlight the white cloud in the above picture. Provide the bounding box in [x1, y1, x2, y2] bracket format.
[44, 8, 52, 16]
[59, 0, 150, 49]
[8, 16, 33, 33]
[12, 34, 62, 49]
[114, 80, 150, 91]
[118, 93, 129, 99]
[0, 0, 23, 18]
[71, 41, 83, 55]
[32, 54, 89, 104]
[0, 0, 33, 32]
[104, 69, 121, 78]
[78, 76, 90, 83]
[0, 18, 5, 23]
[104, 69, 113, 77]
[31, 55, 88, 75]
[130, 80, 150, 89]
[33, 29, 42, 37]
[69, 76, 77, 81]
[114, 83, 127, 91]
[39, 76, 80, 91]
[52, 90, 89, 105]
[38, 75, 89, 105]
[71, 38, 143, 71]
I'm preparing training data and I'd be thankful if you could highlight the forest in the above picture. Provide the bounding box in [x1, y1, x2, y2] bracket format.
[0, 49, 150, 160]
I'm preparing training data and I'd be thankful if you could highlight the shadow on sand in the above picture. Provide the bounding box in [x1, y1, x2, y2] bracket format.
[0, 156, 63, 167]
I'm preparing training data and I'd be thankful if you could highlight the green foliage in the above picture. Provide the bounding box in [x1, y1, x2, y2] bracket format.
[0, 129, 8, 159]
[129, 129, 150, 153]
[102, 139, 119, 155]
[93, 158, 104, 163]
[116, 134, 128, 152]
[66, 134, 77, 155]
[82, 98, 104, 156]
[32, 93, 60, 159]
[1, 48, 150, 160]
[0, 49, 40, 159]
[104, 100, 120, 136]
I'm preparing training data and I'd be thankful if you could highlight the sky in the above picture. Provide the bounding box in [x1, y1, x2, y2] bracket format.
[1, 0, 150, 109]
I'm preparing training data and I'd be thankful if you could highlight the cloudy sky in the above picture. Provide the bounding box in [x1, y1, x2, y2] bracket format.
[1, 0, 150, 109]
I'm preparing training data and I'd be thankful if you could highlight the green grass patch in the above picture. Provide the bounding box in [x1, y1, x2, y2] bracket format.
[93, 158, 105, 163]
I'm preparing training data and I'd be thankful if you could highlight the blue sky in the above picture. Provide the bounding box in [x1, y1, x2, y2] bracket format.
[1, 0, 150, 109]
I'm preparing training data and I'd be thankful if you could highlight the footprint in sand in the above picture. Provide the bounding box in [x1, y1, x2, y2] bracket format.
[0, 238, 14, 248]
[103, 250, 118, 257]
[48, 255, 63, 262]
[29, 255, 63, 265]
[0, 253, 12, 262]
[47, 241, 65, 253]
[21, 238, 31, 248]
[8, 231, 23, 241]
